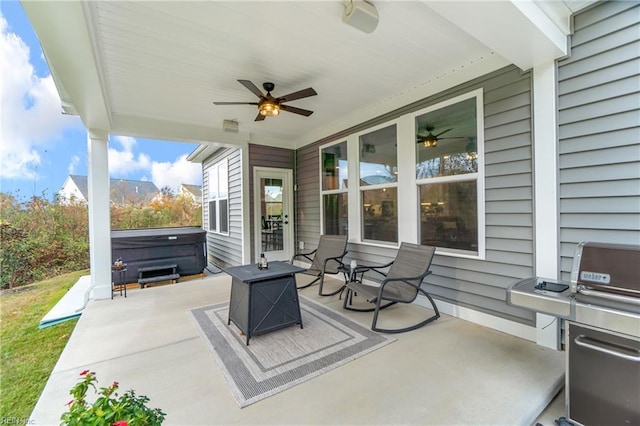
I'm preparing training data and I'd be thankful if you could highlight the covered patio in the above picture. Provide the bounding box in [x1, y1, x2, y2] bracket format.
[20, 0, 585, 311]
[31, 274, 564, 425]
[21, 1, 639, 423]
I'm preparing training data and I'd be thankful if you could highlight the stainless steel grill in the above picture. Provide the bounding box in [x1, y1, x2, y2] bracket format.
[507, 242, 640, 425]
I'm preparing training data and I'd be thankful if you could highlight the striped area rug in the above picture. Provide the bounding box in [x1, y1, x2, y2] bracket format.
[189, 296, 395, 408]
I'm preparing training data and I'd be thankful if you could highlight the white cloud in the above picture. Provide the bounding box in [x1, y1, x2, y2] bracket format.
[150, 154, 201, 193]
[68, 155, 80, 174]
[0, 14, 82, 180]
[108, 135, 200, 193]
[108, 135, 151, 176]
[114, 135, 136, 152]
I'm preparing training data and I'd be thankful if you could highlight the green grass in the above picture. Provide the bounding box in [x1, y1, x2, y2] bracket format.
[0, 270, 89, 420]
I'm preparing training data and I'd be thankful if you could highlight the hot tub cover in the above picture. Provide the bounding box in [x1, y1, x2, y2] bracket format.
[111, 227, 207, 283]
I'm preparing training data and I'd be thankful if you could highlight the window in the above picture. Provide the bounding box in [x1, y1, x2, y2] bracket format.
[317, 91, 482, 256]
[359, 125, 398, 243]
[416, 95, 480, 253]
[208, 159, 229, 234]
[321, 141, 348, 236]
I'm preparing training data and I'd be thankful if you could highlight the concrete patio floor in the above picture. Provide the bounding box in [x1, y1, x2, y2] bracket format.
[31, 272, 566, 425]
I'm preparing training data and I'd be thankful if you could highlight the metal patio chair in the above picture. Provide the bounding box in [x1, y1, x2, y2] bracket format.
[291, 234, 348, 296]
[342, 242, 440, 333]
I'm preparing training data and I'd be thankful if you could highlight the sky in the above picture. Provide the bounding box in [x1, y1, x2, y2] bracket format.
[0, 1, 202, 202]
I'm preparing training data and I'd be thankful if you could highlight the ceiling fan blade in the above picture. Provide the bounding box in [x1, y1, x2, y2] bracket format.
[435, 128, 453, 137]
[213, 102, 259, 105]
[254, 113, 266, 122]
[280, 104, 314, 117]
[238, 79, 265, 98]
[277, 87, 317, 103]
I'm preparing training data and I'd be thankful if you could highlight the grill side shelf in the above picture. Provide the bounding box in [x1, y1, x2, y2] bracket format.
[507, 276, 572, 318]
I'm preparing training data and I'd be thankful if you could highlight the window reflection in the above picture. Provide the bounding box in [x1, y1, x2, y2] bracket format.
[419, 182, 477, 251]
[322, 141, 348, 190]
[359, 125, 398, 244]
[360, 125, 397, 186]
[362, 188, 398, 243]
[416, 97, 477, 179]
[321, 141, 348, 236]
[323, 193, 348, 235]
[415, 95, 480, 254]
[416, 146, 477, 179]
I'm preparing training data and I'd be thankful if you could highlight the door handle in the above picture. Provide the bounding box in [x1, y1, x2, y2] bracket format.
[574, 335, 640, 362]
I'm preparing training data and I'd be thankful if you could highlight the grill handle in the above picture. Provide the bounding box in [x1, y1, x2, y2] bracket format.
[574, 335, 640, 362]
[577, 285, 640, 306]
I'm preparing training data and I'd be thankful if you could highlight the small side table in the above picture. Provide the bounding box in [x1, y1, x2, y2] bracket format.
[337, 263, 366, 301]
[111, 265, 128, 299]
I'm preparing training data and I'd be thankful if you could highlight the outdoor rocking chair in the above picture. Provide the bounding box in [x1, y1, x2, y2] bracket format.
[342, 242, 439, 333]
[291, 234, 348, 296]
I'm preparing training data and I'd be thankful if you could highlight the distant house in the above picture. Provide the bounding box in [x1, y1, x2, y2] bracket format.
[178, 184, 202, 204]
[58, 175, 159, 206]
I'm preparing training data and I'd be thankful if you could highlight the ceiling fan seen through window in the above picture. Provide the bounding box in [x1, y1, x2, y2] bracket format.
[416, 126, 455, 148]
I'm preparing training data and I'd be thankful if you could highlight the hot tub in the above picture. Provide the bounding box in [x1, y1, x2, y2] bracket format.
[111, 227, 207, 283]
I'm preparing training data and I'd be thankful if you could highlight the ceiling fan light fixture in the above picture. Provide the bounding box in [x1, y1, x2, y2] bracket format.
[259, 101, 280, 116]
[423, 138, 438, 148]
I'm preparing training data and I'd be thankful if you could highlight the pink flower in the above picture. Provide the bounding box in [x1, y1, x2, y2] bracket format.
[66, 399, 74, 406]
[80, 370, 90, 376]
[112, 381, 119, 388]
[113, 421, 128, 426]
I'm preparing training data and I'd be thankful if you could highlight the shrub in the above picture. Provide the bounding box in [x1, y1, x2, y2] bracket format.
[0, 193, 89, 289]
[61, 370, 165, 426]
[0, 190, 201, 289]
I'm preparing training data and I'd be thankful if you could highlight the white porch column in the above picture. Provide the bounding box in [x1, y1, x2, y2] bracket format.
[533, 61, 561, 349]
[87, 130, 112, 300]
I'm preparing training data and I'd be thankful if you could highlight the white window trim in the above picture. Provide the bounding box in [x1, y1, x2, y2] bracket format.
[207, 158, 230, 236]
[317, 89, 485, 258]
[412, 88, 485, 259]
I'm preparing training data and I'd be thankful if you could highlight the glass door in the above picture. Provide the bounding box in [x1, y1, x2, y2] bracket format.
[254, 167, 294, 261]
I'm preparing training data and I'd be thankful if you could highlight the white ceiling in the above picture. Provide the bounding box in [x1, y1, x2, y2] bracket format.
[21, 0, 595, 150]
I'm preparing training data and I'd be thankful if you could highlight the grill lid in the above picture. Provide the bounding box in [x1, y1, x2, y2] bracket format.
[570, 242, 640, 298]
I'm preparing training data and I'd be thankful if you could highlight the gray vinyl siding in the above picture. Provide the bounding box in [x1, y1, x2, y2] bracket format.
[248, 144, 295, 263]
[294, 144, 322, 250]
[203, 147, 243, 268]
[296, 65, 537, 325]
[557, 1, 640, 280]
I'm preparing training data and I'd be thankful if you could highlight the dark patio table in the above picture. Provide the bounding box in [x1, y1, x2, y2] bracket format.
[224, 261, 306, 345]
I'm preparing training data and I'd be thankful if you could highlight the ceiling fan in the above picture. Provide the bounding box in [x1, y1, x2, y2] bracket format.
[213, 80, 317, 121]
[416, 126, 454, 148]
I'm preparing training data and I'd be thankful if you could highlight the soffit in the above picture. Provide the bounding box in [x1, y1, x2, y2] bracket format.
[22, 1, 590, 150]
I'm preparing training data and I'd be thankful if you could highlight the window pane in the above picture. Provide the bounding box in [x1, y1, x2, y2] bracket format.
[210, 168, 218, 198]
[419, 181, 477, 251]
[218, 161, 228, 198]
[323, 193, 348, 235]
[359, 125, 397, 186]
[322, 141, 348, 190]
[219, 199, 228, 233]
[416, 97, 477, 179]
[263, 179, 282, 217]
[362, 188, 397, 243]
[209, 200, 217, 231]
[260, 178, 283, 251]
